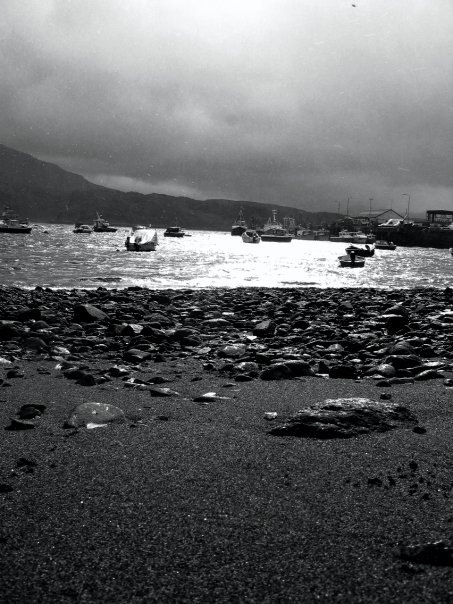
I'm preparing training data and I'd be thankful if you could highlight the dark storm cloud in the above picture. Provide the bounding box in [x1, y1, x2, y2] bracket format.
[1, 0, 452, 214]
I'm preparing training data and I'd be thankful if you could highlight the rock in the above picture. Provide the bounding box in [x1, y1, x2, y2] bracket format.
[414, 369, 444, 381]
[260, 363, 292, 380]
[64, 402, 125, 428]
[328, 364, 358, 379]
[24, 336, 48, 351]
[385, 354, 421, 369]
[123, 349, 152, 363]
[284, 360, 315, 377]
[149, 386, 180, 397]
[269, 398, 417, 439]
[218, 344, 246, 358]
[17, 404, 45, 419]
[73, 304, 109, 323]
[388, 341, 416, 356]
[253, 320, 276, 337]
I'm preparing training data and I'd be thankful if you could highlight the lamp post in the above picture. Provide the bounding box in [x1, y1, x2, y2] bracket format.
[402, 193, 411, 222]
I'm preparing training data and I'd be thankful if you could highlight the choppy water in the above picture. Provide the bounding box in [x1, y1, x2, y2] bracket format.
[0, 223, 451, 290]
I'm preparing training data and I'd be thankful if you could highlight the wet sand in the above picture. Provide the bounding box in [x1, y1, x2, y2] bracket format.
[1, 287, 453, 602]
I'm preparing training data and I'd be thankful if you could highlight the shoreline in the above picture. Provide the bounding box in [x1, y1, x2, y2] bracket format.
[1, 286, 453, 602]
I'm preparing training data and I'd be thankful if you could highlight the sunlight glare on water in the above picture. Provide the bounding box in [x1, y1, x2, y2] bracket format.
[0, 223, 451, 290]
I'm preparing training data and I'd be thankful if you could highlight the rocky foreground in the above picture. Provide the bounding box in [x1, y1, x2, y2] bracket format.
[2, 284, 453, 383]
[1, 286, 453, 602]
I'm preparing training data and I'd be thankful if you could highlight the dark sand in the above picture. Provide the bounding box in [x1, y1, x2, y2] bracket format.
[1, 288, 453, 602]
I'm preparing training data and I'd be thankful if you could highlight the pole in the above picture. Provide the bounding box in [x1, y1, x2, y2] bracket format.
[402, 193, 411, 221]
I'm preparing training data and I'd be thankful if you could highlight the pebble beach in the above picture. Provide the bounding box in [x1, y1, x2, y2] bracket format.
[1, 285, 453, 602]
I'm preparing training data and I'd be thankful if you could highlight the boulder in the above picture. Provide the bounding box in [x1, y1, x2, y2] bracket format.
[269, 398, 417, 439]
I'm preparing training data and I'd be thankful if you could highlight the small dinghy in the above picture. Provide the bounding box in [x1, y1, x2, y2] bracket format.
[338, 252, 365, 268]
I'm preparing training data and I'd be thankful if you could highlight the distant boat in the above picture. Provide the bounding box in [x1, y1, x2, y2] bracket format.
[164, 226, 187, 238]
[0, 207, 32, 233]
[93, 213, 117, 232]
[330, 229, 373, 244]
[345, 244, 375, 257]
[338, 253, 365, 268]
[296, 228, 330, 241]
[231, 208, 247, 236]
[125, 226, 158, 251]
[374, 240, 397, 250]
[73, 223, 92, 234]
[260, 210, 292, 242]
[242, 229, 260, 243]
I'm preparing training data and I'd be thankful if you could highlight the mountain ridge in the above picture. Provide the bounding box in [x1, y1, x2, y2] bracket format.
[0, 144, 339, 230]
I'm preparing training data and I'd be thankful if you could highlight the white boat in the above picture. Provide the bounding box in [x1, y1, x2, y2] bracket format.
[164, 226, 187, 238]
[374, 240, 396, 250]
[330, 229, 372, 244]
[0, 207, 32, 233]
[73, 223, 92, 234]
[296, 228, 330, 241]
[242, 229, 260, 243]
[93, 213, 117, 232]
[125, 226, 158, 251]
[260, 210, 292, 242]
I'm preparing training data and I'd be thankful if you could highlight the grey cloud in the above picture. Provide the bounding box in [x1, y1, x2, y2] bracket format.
[0, 0, 452, 214]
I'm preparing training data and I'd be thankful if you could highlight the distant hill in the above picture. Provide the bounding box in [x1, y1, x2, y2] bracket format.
[0, 144, 339, 230]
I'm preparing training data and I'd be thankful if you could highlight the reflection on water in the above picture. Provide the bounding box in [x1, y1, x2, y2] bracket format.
[0, 223, 451, 289]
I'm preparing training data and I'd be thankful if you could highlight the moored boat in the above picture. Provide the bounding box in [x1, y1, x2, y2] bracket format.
[345, 244, 375, 257]
[260, 210, 292, 242]
[330, 229, 372, 244]
[374, 240, 396, 250]
[164, 226, 187, 238]
[0, 207, 32, 233]
[241, 229, 260, 243]
[125, 226, 158, 251]
[73, 223, 92, 234]
[93, 213, 117, 232]
[231, 208, 247, 236]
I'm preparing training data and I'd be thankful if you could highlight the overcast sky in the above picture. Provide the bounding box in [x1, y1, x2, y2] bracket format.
[1, 0, 452, 215]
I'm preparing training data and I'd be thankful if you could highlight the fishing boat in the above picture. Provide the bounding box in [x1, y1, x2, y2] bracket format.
[164, 226, 187, 238]
[338, 253, 365, 268]
[296, 228, 330, 241]
[0, 207, 32, 233]
[231, 208, 247, 236]
[125, 226, 158, 251]
[374, 240, 397, 250]
[93, 213, 117, 232]
[330, 229, 370, 244]
[73, 223, 92, 234]
[260, 210, 292, 242]
[345, 244, 375, 257]
[241, 229, 260, 243]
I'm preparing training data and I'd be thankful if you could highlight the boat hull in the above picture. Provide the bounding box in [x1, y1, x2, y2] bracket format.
[261, 234, 292, 242]
[0, 226, 32, 233]
[125, 243, 157, 251]
[338, 254, 365, 267]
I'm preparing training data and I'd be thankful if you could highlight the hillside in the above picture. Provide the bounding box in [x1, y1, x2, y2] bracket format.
[0, 144, 338, 230]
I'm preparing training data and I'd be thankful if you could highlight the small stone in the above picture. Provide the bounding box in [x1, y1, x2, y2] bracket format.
[149, 386, 180, 397]
[64, 402, 125, 428]
[413, 426, 427, 434]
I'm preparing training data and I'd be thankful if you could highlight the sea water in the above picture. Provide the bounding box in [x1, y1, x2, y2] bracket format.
[0, 223, 450, 290]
